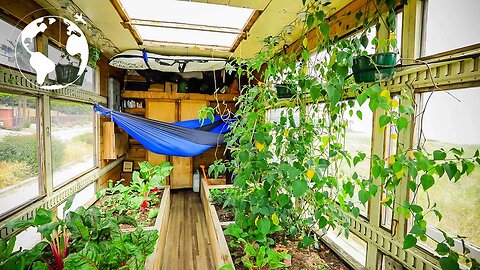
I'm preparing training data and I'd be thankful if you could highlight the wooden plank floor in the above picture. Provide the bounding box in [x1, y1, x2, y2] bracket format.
[161, 190, 215, 270]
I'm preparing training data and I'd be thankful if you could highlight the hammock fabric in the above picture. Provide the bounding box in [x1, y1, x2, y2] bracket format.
[94, 104, 231, 157]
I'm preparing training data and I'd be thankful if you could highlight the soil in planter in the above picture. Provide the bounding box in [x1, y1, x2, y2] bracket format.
[226, 235, 352, 270]
[95, 190, 163, 230]
[214, 204, 234, 222]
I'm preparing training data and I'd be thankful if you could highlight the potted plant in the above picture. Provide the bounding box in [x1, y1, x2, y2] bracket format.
[352, 0, 399, 83]
[55, 48, 86, 86]
[88, 47, 101, 68]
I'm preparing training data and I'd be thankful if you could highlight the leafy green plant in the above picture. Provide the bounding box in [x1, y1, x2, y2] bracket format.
[5, 195, 158, 270]
[210, 188, 235, 209]
[241, 241, 290, 270]
[207, 0, 479, 269]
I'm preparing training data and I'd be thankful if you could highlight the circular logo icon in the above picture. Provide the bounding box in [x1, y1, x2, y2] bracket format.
[16, 16, 89, 90]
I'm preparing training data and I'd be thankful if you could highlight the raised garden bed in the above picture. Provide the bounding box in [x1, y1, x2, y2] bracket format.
[96, 185, 171, 270]
[200, 178, 235, 269]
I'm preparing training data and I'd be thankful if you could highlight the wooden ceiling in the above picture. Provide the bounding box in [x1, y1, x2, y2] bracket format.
[33, 0, 352, 59]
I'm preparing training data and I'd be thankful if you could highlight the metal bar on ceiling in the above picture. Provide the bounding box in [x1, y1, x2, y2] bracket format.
[143, 40, 232, 52]
[127, 19, 243, 35]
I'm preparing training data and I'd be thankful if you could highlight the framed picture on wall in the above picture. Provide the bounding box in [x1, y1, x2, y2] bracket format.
[123, 161, 133, 172]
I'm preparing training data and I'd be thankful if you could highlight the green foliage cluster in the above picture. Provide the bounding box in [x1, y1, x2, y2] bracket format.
[2, 195, 158, 270]
[210, 188, 235, 209]
[96, 161, 173, 220]
[207, 0, 480, 269]
[0, 135, 64, 175]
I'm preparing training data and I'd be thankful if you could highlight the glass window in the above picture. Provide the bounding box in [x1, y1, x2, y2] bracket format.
[50, 99, 95, 188]
[57, 183, 96, 218]
[0, 18, 36, 72]
[423, 0, 480, 56]
[13, 227, 41, 251]
[325, 229, 367, 267]
[341, 101, 373, 217]
[415, 88, 480, 251]
[119, 0, 253, 48]
[0, 93, 41, 216]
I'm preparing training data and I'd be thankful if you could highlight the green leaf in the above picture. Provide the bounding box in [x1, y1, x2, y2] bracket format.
[32, 262, 50, 270]
[318, 216, 328, 228]
[439, 257, 460, 270]
[372, 165, 382, 178]
[435, 243, 450, 256]
[379, 115, 391, 128]
[369, 185, 378, 196]
[257, 218, 271, 235]
[409, 204, 423, 213]
[356, 110, 363, 120]
[271, 213, 279, 226]
[34, 208, 55, 226]
[435, 165, 445, 177]
[403, 234, 417, 249]
[278, 194, 291, 207]
[219, 264, 235, 270]
[358, 190, 371, 205]
[368, 99, 379, 111]
[239, 150, 249, 162]
[302, 235, 314, 247]
[148, 208, 159, 219]
[64, 195, 76, 213]
[310, 84, 322, 101]
[444, 163, 457, 180]
[326, 84, 341, 106]
[396, 117, 409, 131]
[292, 180, 308, 198]
[433, 150, 447, 160]
[319, 22, 330, 38]
[352, 207, 360, 218]
[420, 174, 434, 191]
[357, 92, 367, 106]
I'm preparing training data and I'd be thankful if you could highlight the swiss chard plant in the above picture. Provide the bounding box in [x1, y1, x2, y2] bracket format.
[4, 195, 158, 270]
[204, 0, 480, 269]
[96, 161, 173, 220]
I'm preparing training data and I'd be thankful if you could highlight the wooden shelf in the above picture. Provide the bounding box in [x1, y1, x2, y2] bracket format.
[124, 107, 146, 115]
[122, 90, 238, 102]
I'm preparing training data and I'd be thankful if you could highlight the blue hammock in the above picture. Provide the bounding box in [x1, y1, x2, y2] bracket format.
[94, 104, 232, 157]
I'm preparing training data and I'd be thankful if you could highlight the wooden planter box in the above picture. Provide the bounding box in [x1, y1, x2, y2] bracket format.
[200, 179, 235, 269]
[144, 185, 171, 270]
[101, 186, 170, 270]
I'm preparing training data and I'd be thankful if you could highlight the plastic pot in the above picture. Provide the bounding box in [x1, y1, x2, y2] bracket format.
[55, 64, 86, 86]
[352, 52, 397, 83]
[275, 84, 295, 98]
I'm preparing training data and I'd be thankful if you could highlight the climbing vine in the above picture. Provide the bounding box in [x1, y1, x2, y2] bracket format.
[205, 0, 480, 269]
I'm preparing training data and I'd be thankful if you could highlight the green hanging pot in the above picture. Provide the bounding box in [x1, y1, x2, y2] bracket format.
[352, 52, 397, 83]
[275, 84, 295, 98]
[55, 64, 86, 86]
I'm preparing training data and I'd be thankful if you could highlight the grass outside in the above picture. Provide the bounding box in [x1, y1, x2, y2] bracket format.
[417, 141, 480, 248]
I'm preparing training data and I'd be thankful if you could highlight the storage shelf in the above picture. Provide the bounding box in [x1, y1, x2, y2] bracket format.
[122, 90, 238, 102]
[124, 107, 146, 115]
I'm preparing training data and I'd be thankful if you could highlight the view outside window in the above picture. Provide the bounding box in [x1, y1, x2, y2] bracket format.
[0, 18, 36, 73]
[423, 0, 480, 56]
[0, 93, 40, 216]
[51, 99, 95, 188]
[415, 88, 480, 251]
[57, 183, 95, 218]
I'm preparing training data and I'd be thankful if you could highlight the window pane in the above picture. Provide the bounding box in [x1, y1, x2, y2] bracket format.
[0, 93, 40, 216]
[136, 25, 238, 47]
[416, 88, 480, 249]
[0, 18, 36, 72]
[423, 0, 480, 56]
[57, 182, 95, 218]
[325, 229, 367, 266]
[51, 100, 95, 188]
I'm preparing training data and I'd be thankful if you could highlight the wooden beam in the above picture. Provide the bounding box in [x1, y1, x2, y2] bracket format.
[128, 19, 243, 35]
[122, 91, 239, 102]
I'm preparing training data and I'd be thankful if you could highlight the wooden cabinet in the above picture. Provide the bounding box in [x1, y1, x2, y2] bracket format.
[103, 121, 128, 160]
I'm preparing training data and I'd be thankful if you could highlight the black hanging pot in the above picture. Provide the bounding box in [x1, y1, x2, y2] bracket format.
[55, 64, 86, 86]
[275, 84, 295, 98]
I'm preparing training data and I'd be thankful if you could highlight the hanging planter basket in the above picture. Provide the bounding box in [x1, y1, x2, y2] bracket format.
[352, 52, 397, 83]
[55, 64, 86, 86]
[275, 84, 295, 98]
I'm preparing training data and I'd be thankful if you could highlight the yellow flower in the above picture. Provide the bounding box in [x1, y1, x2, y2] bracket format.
[380, 89, 390, 98]
[407, 150, 415, 159]
[388, 155, 395, 165]
[306, 169, 315, 179]
[284, 130, 289, 138]
[391, 99, 399, 108]
[255, 141, 265, 151]
[395, 168, 404, 179]
[381, 196, 391, 204]
[391, 133, 398, 140]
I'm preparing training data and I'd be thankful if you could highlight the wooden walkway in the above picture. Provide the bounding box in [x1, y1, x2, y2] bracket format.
[161, 190, 215, 270]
